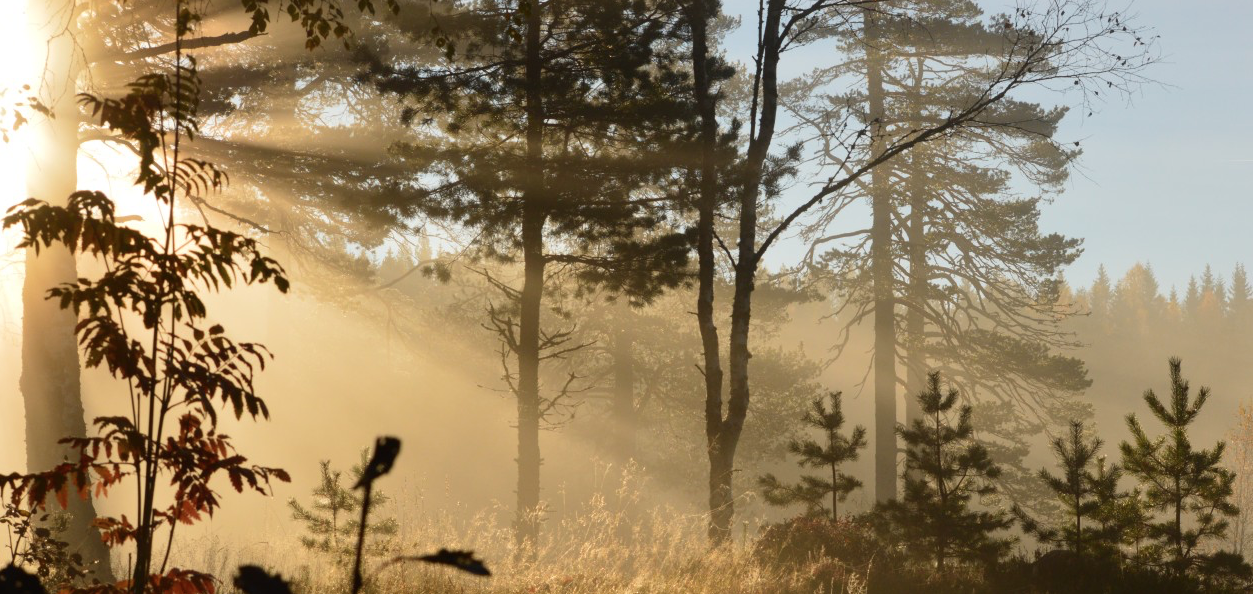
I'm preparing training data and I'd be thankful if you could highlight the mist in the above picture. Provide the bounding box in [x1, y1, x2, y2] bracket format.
[1, 1, 1249, 594]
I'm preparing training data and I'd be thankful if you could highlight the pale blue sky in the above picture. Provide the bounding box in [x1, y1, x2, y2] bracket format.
[725, 0, 1252, 292]
[1037, 0, 1253, 290]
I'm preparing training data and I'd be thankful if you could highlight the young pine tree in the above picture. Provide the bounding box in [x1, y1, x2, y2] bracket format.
[1017, 420, 1123, 559]
[288, 450, 398, 560]
[1120, 358, 1241, 578]
[875, 372, 1012, 570]
[758, 392, 867, 520]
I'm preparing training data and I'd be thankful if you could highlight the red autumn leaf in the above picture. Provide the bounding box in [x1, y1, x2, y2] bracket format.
[55, 483, 68, 510]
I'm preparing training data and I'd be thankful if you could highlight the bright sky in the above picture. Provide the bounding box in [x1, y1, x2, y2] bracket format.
[723, 0, 1252, 292]
[1036, 0, 1253, 290]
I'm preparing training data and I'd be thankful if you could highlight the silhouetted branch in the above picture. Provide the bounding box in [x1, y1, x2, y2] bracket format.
[102, 30, 263, 63]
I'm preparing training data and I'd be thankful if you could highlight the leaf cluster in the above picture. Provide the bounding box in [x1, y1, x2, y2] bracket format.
[0, 505, 96, 590]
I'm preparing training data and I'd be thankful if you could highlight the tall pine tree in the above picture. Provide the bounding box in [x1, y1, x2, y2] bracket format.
[793, 0, 1093, 503]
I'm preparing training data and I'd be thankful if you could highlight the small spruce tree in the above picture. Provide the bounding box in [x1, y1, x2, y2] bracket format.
[288, 450, 398, 560]
[758, 392, 867, 520]
[1017, 420, 1123, 559]
[1120, 358, 1241, 578]
[875, 372, 1013, 571]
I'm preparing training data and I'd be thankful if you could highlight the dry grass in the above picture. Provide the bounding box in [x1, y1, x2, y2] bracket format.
[175, 467, 868, 594]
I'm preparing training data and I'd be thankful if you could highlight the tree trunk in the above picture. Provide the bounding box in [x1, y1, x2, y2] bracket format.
[611, 303, 637, 460]
[703, 0, 786, 544]
[831, 458, 839, 521]
[902, 62, 927, 435]
[1174, 487, 1184, 574]
[903, 195, 925, 428]
[514, 0, 546, 553]
[22, 0, 113, 580]
[933, 404, 946, 572]
[515, 216, 544, 551]
[865, 6, 897, 503]
[1075, 494, 1082, 556]
[689, 0, 729, 544]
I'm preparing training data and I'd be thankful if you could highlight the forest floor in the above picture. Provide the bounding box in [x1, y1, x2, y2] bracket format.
[179, 504, 865, 594]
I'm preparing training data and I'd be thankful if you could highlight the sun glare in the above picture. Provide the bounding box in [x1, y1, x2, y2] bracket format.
[0, 2, 27, 475]
[1, 2, 30, 210]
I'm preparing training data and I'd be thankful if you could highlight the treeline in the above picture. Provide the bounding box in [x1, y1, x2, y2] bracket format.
[1070, 262, 1252, 345]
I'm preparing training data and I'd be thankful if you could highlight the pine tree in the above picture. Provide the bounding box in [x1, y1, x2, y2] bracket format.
[1090, 265, 1113, 321]
[1017, 420, 1122, 559]
[758, 392, 867, 521]
[799, 0, 1095, 505]
[875, 372, 1012, 570]
[1120, 358, 1241, 578]
[1232, 264, 1252, 309]
[1201, 265, 1218, 301]
[1184, 277, 1201, 320]
[1091, 459, 1151, 559]
[359, 0, 693, 548]
[1111, 263, 1164, 337]
[288, 450, 398, 560]
[1230, 264, 1251, 328]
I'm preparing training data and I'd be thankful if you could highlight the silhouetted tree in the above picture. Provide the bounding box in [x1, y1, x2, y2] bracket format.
[568, 272, 823, 492]
[358, 0, 693, 549]
[1090, 265, 1113, 320]
[1121, 358, 1241, 579]
[874, 372, 1012, 570]
[758, 392, 866, 520]
[15, 0, 382, 579]
[2, 2, 377, 592]
[1231, 265, 1251, 321]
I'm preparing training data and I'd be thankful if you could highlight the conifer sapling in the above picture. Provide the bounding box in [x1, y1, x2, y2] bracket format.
[1017, 420, 1122, 559]
[759, 391, 867, 520]
[1120, 358, 1241, 578]
[875, 372, 1012, 570]
[288, 449, 398, 561]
